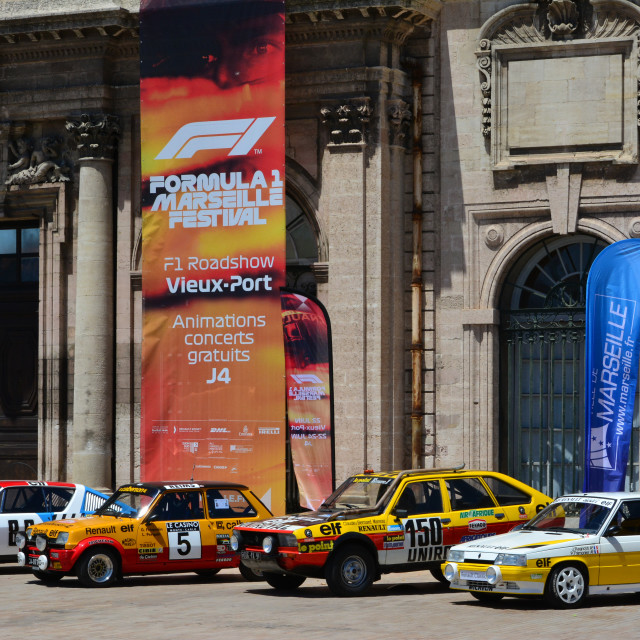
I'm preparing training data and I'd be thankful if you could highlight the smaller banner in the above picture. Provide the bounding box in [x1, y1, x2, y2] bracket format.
[281, 289, 334, 510]
[584, 239, 640, 492]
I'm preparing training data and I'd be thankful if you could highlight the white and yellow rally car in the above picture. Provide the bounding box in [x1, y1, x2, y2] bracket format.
[444, 492, 640, 608]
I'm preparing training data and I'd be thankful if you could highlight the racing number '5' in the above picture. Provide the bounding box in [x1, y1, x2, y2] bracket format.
[177, 532, 191, 556]
[404, 518, 442, 547]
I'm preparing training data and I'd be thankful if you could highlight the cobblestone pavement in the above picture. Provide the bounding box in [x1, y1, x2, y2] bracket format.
[2, 566, 640, 639]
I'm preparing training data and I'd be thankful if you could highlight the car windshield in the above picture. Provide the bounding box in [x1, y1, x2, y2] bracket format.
[523, 498, 615, 535]
[322, 475, 395, 510]
[95, 486, 161, 518]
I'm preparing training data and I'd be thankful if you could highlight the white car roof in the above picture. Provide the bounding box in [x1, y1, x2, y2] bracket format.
[556, 492, 640, 500]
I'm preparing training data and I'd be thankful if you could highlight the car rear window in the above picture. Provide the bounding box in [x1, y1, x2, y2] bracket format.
[483, 477, 531, 507]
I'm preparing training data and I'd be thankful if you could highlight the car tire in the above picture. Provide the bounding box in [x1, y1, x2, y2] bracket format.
[263, 572, 306, 590]
[194, 568, 221, 578]
[239, 561, 264, 582]
[430, 566, 449, 585]
[33, 570, 64, 583]
[324, 544, 375, 597]
[76, 548, 119, 588]
[544, 563, 587, 609]
[470, 591, 505, 603]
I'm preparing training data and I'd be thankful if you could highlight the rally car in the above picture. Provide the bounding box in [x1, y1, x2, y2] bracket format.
[0, 481, 108, 560]
[16, 481, 271, 586]
[231, 467, 550, 596]
[443, 492, 640, 608]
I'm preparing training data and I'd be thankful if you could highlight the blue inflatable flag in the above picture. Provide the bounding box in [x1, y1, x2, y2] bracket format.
[584, 239, 640, 492]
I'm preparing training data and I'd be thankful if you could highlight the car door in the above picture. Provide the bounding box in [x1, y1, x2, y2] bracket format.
[383, 479, 449, 567]
[443, 476, 508, 545]
[0, 485, 43, 554]
[598, 499, 640, 586]
[206, 488, 260, 565]
[136, 489, 210, 568]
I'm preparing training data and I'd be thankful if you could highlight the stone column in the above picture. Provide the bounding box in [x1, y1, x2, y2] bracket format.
[66, 114, 120, 489]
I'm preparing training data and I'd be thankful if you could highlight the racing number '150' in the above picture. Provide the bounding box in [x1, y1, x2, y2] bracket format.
[404, 518, 442, 547]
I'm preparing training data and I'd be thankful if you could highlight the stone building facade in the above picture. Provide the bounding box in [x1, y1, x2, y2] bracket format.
[0, 0, 639, 498]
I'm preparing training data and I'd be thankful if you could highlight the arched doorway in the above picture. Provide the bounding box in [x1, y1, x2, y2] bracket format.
[498, 234, 640, 496]
[286, 194, 318, 296]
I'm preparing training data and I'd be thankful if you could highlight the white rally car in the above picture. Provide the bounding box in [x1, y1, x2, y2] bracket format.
[0, 481, 108, 558]
[444, 492, 640, 608]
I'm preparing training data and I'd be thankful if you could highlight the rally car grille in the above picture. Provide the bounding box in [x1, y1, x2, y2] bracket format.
[462, 559, 493, 565]
[242, 531, 268, 548]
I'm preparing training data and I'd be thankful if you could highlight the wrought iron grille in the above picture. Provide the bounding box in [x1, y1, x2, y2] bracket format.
[502, 309, 639, 497]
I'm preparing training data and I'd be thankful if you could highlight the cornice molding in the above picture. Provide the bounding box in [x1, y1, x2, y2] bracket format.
[286, 0, 442, 23]
[0, 9, 138, 45]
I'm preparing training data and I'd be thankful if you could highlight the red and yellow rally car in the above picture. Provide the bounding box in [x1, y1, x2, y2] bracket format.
[232, 467, 550, 596]
[16, 481, 271, 586]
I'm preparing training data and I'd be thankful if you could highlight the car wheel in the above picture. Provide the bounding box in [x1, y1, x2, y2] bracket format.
[76, 548, 119, 587]
[430, 566, 449, 585]
[544, 563, 587, 609]
[239, 561, 264, 582]
[33, 570, 64, 583]
[324, 544, 375, 597]
[263, 572, 306, 590]
[470, 591, 505, 603]
[194, 568, 221, 578]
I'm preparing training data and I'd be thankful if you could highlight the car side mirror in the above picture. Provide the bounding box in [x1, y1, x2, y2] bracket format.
[393, 508, 408, 519]
[605, 524, 622, 537]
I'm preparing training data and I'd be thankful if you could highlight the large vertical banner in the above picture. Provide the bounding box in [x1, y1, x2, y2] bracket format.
[281, 290, 334, 509]
[584, 239, 640, 492]
[140, 0, 286, 512]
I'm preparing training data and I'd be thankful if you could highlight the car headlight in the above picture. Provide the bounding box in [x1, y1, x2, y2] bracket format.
[35, 535, 47, 552]
[279, 534, 297, 547]
[15, 532, 26, 550]
[262, 536, 274, 554]
[56, 532, 69, 546]
[230, 533, 240, 551]
[444, 563, 457, 582]
[447, 549, 465, 562]
[494, 553, 526, 566]
[486, 566, 501, 585]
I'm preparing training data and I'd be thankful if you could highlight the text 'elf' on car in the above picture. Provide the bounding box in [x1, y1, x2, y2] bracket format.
[231, 466, 550, 596]
[0, 481, 109, 560]
[442, 492, 640, 608]
[16, 481, 272, 586]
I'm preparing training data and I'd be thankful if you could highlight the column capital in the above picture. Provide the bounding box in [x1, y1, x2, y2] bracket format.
[65, 114, 120, 161]
[320, 98, 373, 146]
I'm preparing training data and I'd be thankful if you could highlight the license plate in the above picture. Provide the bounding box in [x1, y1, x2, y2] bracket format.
[460, 569, 488, 582]
[241, 551, 262, 562]
[28, 556, 38, 567]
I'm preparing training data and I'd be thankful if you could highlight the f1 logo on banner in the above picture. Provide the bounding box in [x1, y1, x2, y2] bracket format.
[155, 117, 276, 160]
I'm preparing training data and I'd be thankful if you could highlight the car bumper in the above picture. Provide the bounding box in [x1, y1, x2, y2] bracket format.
[444, 561, 546, 596]
[240, 547, 328, 578]
[22, 544, 75, 573]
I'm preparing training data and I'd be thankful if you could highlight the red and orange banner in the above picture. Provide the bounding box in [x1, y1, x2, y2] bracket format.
[281, 290, 334, 509]
[139, 0, 286, 513]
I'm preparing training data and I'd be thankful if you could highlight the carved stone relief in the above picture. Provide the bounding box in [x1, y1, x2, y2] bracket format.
[6, 135, 70, 186]
[387, 99, 412, 147]
[476, 0, 640, 143]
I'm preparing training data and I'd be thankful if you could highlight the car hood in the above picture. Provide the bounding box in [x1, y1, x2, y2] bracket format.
[234, 509, 357, 532]
[30, 514, 136, 536]
[453, 529, 590, 560]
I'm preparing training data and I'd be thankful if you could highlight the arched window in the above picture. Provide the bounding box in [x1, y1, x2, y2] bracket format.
[499, 235, 639, 496]
[286, 194, 318, 296]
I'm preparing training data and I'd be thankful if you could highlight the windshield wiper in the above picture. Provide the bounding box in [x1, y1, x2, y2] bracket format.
[97, 508, 123, 517]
